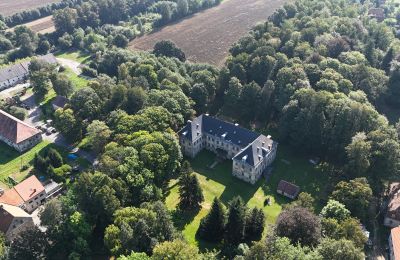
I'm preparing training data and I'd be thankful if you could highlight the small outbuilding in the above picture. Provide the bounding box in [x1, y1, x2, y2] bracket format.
[277, 180, 300, 199]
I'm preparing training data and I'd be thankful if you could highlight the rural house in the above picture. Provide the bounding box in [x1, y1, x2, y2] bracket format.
[389, 226, 400, 260]
[277, 180, 300, 199]
[178, 114, 278, 184]
[0, 175, 46, 213]
[0, 109, 42, 152]
[52, 95, 68, 111]
[0, 203, 33, 241]
[385, 183, 400, 227]
[0, 53, 58, 90]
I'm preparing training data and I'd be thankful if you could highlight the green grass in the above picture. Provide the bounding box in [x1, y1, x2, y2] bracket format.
[0, 140, 90, 189]
[165, 145, 330, 249]
[55, 50, 91, 64]
[62, 67, 90, 89]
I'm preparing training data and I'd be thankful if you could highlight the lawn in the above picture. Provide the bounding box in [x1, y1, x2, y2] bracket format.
[62, 67, 90, 89]
[55, 50, 91, 64]
[0, 140, 90, 189]
[165, 144, 330, 248]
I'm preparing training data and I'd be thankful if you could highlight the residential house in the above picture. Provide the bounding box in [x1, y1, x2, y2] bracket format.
[368, 8, 385, 22]
[0, 203, 33, 241]
[178, 114, 278, 184]
[385, 183, 400, 227]
[0, 175, 46, 213]
[389, 226, 400, 260]
[277, 180, 300, 199]
[0, 109, 42, 152]
[0, 53, 58, 90]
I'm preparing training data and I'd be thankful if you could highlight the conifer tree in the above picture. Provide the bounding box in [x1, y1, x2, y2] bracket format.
[197, 197, 227, 242]
[178, 164, 204, 211]
[224, 196, 248, 246]
[245, 208, 265, 242]
[382, 47, 394, 73]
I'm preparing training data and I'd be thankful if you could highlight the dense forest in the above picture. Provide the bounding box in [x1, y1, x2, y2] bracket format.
[2, 0, 400, 259]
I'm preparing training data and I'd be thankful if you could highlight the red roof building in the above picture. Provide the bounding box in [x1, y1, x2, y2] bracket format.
[0, 109, 42, 152]
[390, 226, 400, 260]
[277, 180, 300, 199]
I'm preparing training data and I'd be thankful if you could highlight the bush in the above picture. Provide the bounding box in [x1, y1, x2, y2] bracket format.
[81, 66, 98, 77]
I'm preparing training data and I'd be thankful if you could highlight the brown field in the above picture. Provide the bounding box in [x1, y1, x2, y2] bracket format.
[7, 15, 55, 34]
[129, 0, 287, 67]
[0, 0, 61, 17]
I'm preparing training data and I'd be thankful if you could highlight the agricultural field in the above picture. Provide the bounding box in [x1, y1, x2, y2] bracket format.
[166, 145, 330, 248]
[0, 0, 60, 17]
[130, 0, 287, 67]
[7, 15, 55, 34]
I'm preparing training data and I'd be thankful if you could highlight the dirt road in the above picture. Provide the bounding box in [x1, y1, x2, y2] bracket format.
[129, 0, 287, 67]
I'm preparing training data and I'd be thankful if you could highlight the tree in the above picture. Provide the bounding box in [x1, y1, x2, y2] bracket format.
[245, 207, 265, 242]
[118, 252, 151, 260]
[8, 225, 49, 260]
[47, 148, 63, 168]
[39, 199, 62, 228]
[53, 8, 78, 34]
[197, 197, 227, 242]
[345, 132, 371, 177]
[152, 240, 201, 260]
[0, 232, 6, 259]
[70, 87, 102, 120]
[86, 120, 112, 153]
[320, 200, 350, 221]
[289, 192, 315, 211]
[124, 87, 147, 114]
[225, 196, 248, 246]
[113, 34, 129, 48]
[178, 171, 204, 211]
[52, 74, 74, 97]
[54, 108, 82, 141]
[382, 47, 394, 73]
[177, 0, 189, 17]
[276, 206, 321, 246]
[190, 83, 208, 113]
[331, 178, 372, 221]
[317, 238, 364, 260]
[153, 40, 186, 61]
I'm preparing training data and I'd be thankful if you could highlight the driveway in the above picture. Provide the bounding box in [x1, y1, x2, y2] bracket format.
[0, 82, 29, 99]
[56, 57, 82, 75]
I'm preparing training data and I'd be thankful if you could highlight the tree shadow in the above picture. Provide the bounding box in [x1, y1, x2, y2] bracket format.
[171, 208, 200, 231]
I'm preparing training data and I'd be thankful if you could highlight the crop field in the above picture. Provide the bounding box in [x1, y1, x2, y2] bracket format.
[129, 0, 287, 67]
[0, 0, 60, 17]
[7, 15, 55, 34]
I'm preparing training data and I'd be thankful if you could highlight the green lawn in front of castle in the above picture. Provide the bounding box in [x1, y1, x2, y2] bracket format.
[165, 144, 330, 250]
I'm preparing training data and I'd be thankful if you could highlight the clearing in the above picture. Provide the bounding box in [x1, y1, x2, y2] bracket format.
[0, 0, 60, 17]
[166, 145, 330, 248]
[129, 0, 287, 67]
[7, 15, 55, 34]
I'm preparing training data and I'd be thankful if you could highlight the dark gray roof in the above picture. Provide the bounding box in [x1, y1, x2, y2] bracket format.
[0, 54, 58, 83]
[0, 64, 28, 82]
[179, 114, 259, 146]
[52, 96, 68, 109]
[179, 114, 276, 166]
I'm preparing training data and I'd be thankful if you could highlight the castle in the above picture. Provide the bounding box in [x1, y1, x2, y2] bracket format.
[178, 114, 278, 184]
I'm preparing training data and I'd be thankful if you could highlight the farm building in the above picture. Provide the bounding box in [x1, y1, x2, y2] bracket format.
[277, 180, 300, 199]
[384, 183, 400, 227]
[0, 53, 57, 90]
[389, 226, 400, 260]
[0, 175, 46, 213]
[0, 203, 33, 241]
[178, 114, 278, 184]
[0, 109, 42, 152]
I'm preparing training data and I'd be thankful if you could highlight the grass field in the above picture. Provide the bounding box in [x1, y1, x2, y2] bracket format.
[63, 67, 89, 89]
[0, 0, 60, 17]
[166, 145, 330, 248]
[55, 50, 91, 64]
[0, 140, 89, 189]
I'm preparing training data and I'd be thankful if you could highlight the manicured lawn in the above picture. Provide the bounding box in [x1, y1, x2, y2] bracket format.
[165, 144, 330, 249]
[55, 50, 91, 64]
[0, 140, 90, 188]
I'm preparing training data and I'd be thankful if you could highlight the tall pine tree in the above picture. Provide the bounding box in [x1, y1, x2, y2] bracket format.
[245, 208, 265, 242]
[197, 197, 227, 242]
[224, 196, 248, 246]
[178, 163, 204, 211]
[382, 47, 394, 73]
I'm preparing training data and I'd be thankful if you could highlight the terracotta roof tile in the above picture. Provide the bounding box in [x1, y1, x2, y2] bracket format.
[14, 175, 45, 202]
[0, 110, 40, 144]
[0, 188, 23, 206]
[392, 227, 400, 259]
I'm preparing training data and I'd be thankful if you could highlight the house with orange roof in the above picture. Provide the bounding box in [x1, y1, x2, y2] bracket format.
[385, 183, 400, 227]
[389, 226, 400, 260]
[0, 175, 46, 213]
[0, 109, 42, 152]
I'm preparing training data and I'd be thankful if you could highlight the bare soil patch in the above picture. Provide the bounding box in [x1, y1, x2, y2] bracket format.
[129, 0, 287, 67]
[0, 0, 60, 17]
